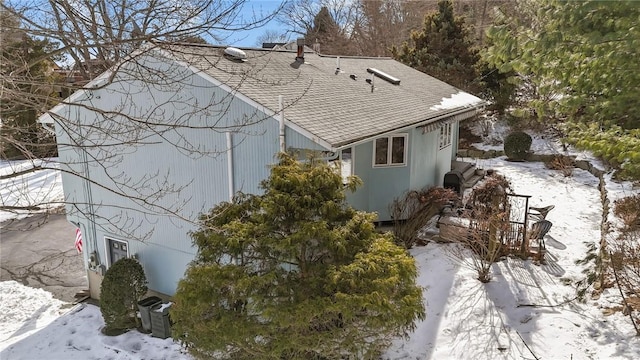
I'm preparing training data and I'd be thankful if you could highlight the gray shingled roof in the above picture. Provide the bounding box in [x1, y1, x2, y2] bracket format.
[162, 44, 484, 148]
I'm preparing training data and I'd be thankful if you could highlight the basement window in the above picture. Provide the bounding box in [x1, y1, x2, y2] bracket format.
[373, 134, 407, 167]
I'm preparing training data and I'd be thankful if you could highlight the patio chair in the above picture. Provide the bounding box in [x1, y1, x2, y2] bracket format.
[528, 205, 555, 221]
[529, 220, 552, 261]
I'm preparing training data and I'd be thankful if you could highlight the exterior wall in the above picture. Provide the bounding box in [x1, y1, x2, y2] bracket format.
[347, 122, 459, 222]
[409, 122, 458, 190]
[346, 134, 411, 222]
[434, 124, 456, 188]
[53, 55, 328, 296]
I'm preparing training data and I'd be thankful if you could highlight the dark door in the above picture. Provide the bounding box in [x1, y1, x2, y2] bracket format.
[108, 239, 128, 265]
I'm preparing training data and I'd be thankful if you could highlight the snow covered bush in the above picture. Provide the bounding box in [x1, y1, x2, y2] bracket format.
[100, 258, 148, 334]
[503, 131, 532, 161]
[171, 153, 425, 360]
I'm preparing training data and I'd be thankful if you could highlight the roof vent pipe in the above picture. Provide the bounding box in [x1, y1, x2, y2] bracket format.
[335, 56, 340, 74]
[296, 38, 305, 62]
[366, 68, 400, 85]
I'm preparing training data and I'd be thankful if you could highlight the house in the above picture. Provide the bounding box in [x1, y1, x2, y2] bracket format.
[39, 41, 484, 298]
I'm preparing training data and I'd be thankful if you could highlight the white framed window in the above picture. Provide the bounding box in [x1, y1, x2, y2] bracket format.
[439, 123, 452, 149]
[373, 134, 407, 167]
[330, 147, 354, 184]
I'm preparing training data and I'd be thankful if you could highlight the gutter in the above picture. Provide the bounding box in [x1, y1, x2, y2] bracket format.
[41, 122, 56, 135]
[333, 105, 484, 151]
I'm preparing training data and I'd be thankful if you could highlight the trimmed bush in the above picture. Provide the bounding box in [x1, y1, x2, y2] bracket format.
[100, 258, 148, 334]
[172, 153, 425, 359]
[504, 131, 532, 160]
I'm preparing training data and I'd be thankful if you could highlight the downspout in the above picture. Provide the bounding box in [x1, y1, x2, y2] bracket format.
[226, 132, 234, 201]
[279, 95, 285, 152]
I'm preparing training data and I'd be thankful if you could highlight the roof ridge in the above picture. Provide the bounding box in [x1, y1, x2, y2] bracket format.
[316, 53, 393, 60]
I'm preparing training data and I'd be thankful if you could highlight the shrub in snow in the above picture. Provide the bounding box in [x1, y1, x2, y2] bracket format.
[390, 186, 459, 249]
[100, 258, 147, 334]
[610, 194, 640, 334]
[503, 131, 532, 161]
[613, 194, 640, 232]
[172, 153, 425, 360]
[447, 174, 514, 282]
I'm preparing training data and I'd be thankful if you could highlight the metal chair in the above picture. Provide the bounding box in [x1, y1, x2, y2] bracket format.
[529, 220, 553, 261]
[528, 205, 555, 221]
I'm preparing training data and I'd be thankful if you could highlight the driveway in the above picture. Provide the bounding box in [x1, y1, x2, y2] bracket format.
[0, 214, 87, 303]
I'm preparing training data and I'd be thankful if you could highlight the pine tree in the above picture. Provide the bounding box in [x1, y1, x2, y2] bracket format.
[392, 0, 480, 92]
[171, 153, 425, 360]
[484, 0, 640, 179]
[0, 6, 59, 159]
[305, 6, 350, 55]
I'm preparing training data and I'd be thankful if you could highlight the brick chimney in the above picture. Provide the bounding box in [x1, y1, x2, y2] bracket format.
[296, 38, 305, 62]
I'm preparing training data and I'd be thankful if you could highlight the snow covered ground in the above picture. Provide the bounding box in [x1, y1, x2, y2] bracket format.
[0, 281, 188, 360]
[1, 146, 640, 359]
[0, 158, 64, 223]
[385, 159, 640, 360]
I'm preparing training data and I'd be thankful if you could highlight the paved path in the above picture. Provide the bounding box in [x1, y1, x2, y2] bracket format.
[1, 214, 87, 303]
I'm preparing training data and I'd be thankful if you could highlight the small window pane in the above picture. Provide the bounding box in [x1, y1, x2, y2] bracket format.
[113, 243, 119, 249]
[391, 136, 405, 164]
[375, 138, 389, 165]
[340, 148, 352, 181]
[121, 244, 127, 251]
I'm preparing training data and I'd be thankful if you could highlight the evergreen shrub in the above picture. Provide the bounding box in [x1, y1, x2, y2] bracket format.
[503, 131, 532, 160]
[172, 153, 425, 359]
[100, 258, 148, 334]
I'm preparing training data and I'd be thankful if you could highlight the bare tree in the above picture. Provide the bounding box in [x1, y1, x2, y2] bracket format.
[610, 195, 640, 333]
[277, 0, 354, 38]
[255, 28, 290, 47]
[441, 173, 514, 282]
[351, 0, 431, 57]
[0, 0, 285, 236]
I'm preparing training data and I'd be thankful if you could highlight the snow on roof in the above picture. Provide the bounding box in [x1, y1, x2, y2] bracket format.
[430, 91, 484, 111]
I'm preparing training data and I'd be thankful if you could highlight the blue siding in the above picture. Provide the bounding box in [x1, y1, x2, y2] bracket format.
[231, 121, 279, 195]
[347, 135, 411, 222]
[53, 55, 317, 295]
[409, 127, 438, 188]
[348, 124, 457, 222]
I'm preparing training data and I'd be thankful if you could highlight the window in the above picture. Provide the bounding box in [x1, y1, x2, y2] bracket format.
[107, 238, 129, 266]
[373, 134, 407, 167]
[330, 148, 354, 184]
[439, 123, 452, 149]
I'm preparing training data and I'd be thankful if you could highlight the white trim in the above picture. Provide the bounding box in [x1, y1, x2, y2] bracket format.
[337, 107, 480, 150]
[372, 133, 408, 168]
